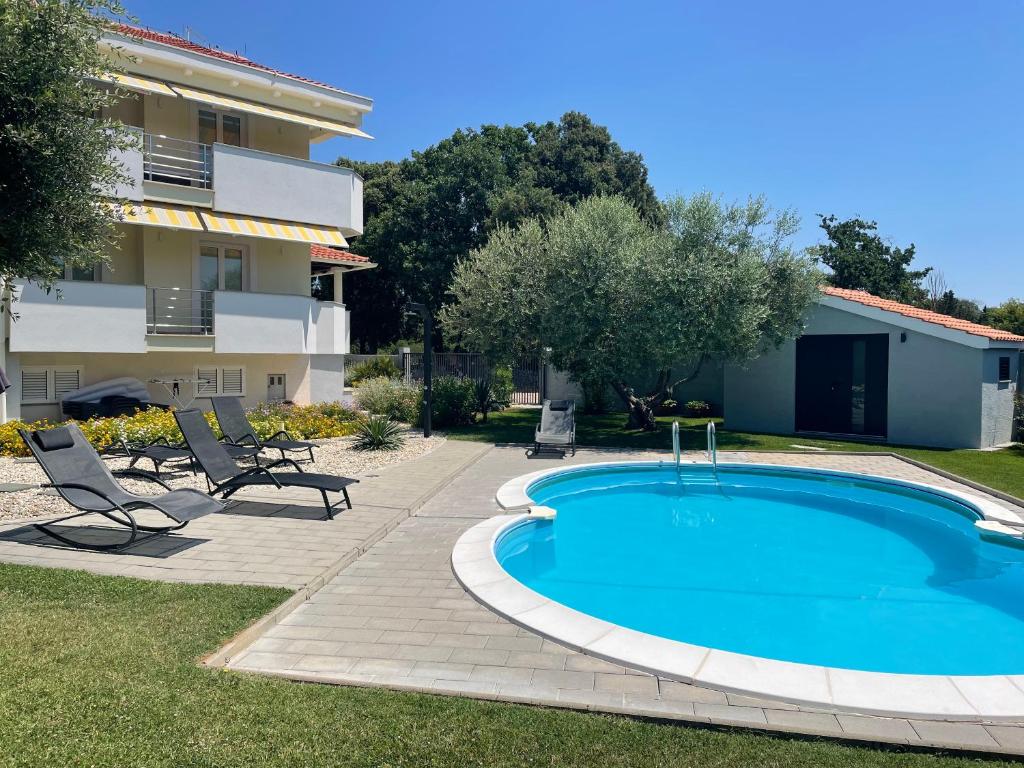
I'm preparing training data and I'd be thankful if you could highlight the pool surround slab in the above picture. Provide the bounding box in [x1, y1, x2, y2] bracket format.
[453, 460, 1024, 722]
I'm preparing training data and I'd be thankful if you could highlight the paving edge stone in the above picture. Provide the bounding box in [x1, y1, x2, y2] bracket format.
[202, 442, 490, 668]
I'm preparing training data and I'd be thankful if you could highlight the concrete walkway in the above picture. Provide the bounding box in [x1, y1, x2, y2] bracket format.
[0, 440, 488, 587]
[227, 445, 1024, 756]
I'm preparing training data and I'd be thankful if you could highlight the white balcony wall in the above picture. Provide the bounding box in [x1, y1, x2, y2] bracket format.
[213, 292, 348, 355]
[9, 280, 147, 353]
[212, 144, 364, 234]
[106, 126, 144, 202]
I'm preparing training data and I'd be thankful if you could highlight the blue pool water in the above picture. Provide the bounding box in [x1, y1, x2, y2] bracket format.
[495, 464, 1024, 675]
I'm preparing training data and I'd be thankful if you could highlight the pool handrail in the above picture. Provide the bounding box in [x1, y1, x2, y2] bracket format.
[671, 421, 680, 470]
[706, 421, 717, 476]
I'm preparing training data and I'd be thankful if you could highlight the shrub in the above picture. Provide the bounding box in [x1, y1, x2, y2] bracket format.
[347, 356, 401, 386]
[473, 377, 496, 423]
[0, 401, 360, 457]
[353, 376, 422, 424]
[431, 376, 476, 428]
[685, 399, 713, 417]
[654, 398, 678, 416]
[352, 414, 406, 451]
[491, 365, 514, 407]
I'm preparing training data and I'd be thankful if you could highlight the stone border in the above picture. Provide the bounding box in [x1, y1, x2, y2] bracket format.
[454, 460, 1024, 722]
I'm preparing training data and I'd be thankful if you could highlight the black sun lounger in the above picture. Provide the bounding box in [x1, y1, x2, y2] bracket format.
[174, 409, 357, 520]
[107, 434, 258, 477]
[212, 396, 317, 463]
[20, 424, 222, 551]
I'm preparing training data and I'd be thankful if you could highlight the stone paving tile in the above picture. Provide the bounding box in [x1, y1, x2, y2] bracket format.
[211, 444, 1024, 754]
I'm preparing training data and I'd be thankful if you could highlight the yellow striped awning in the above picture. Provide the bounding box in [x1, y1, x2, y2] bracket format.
[199, 211, 349, 247]
[112, 202, 204, 231]
[169, 83, 372, 140]
[96, 72, 177, 97]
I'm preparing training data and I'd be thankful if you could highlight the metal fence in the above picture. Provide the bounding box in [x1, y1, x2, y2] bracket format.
[147, 288, 214, 335]
[344, 352, 544, 404]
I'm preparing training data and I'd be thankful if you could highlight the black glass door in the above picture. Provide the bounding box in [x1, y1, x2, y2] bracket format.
[795, 334, 888, 437]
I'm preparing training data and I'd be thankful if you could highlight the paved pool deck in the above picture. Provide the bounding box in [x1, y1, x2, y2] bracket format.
[2, 440, 1024, 755]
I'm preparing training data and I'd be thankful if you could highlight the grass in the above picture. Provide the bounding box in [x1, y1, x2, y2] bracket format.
[449, 409, 1024, 500]
[0, 562, 1013, 767]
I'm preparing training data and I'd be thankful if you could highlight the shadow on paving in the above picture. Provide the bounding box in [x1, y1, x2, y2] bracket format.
[0, 523, 207, 557]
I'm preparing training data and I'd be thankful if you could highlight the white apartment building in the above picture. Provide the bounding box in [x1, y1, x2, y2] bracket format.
[0, 24, 375, 423]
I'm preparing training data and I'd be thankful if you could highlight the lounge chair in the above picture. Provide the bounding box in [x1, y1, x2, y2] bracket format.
[19, 423, 221, 551]
[107, 436, 195, 477]
[174, 409, 357, 520]
[529, 399, 576, 456]
[212, 396, 316, 463]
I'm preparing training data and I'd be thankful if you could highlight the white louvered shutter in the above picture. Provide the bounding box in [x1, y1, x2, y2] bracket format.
[196, 368, 218, 396]
[21, 370, 49, 403]
[220, 368, 244, 396]
[53, 369, 81, 400]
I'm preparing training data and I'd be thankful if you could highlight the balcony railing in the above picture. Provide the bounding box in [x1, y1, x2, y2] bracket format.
[146, 288, 214, 335]
[143, 133, 213, 189]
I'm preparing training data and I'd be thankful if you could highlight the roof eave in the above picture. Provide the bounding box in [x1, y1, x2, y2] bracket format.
[816, 295, 1024, 349]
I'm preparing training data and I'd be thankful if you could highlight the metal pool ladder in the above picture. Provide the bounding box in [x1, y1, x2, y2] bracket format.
[706, 421, 718, 477]
[672, 421, 681, 470]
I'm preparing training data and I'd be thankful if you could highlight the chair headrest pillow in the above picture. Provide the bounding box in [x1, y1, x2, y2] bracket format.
[33, 427, 75, 452]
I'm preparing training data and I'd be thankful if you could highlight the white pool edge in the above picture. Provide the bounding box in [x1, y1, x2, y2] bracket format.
[452, 460, 1024, 722]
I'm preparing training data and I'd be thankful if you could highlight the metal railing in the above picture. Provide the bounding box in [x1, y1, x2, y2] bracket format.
[143, 133, 213, 188]
[706, 421, 718, 475]
[672, 421, 681, 469]
[146, 288, 214, 335]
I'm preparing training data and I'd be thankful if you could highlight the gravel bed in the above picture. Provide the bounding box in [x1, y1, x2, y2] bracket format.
[0, 430, 445, 522]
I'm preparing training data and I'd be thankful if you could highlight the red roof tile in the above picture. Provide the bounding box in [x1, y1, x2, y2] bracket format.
[310, 244, 372, 265]
[112, 23, 349, 95]
[821, 286, 1024, 343]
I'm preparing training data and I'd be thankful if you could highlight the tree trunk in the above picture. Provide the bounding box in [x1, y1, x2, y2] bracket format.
[611, 382, 663, 432]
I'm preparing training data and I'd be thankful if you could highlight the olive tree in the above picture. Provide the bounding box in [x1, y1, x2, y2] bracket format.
[0, 0, 135, 302]
[441, 194, 820, 430]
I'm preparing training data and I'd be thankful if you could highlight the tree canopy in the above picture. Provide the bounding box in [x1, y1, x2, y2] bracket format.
[985, 299, 1024, 337]
[441, 194, 820, 429]
[0, 0, 134, 300]
[810, 215, 930, 303]
[337, 112, 663, 350]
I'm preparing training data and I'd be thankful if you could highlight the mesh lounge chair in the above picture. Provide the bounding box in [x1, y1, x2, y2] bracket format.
[212, 396, 316, 463]
[106, 436, 195, 477]
[174, 409, 357, 520]
[19, 423, 222, 551]
[529, 399, 576, 456]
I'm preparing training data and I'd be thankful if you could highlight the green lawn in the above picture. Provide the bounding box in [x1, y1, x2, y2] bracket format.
[448, 409, 1024, 500]
[0, 563, 1011, 767]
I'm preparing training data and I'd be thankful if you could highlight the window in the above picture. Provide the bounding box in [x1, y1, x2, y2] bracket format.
[197, 108, 245, 147]
[199, 243, 247, 291]
[999, 356, 1011, 382]
[21, 366, 82, 404]
[194, 367, 245, 397]
[61, 261, 99, 281]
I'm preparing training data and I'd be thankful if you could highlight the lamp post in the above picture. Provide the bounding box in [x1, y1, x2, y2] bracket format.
[408, 302, 432, 437]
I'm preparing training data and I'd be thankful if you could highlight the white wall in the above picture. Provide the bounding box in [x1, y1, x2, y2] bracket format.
[981, 348, 1020, 447]
[9, 280, 147, 354]
[212, 144, 363, 234]
[107, 126, 144, 202]
[213, 292, 348, 356]
[309, 354, 345, 403]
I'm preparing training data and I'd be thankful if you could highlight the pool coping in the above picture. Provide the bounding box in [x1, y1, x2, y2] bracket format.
[452, 460, 1024, 723]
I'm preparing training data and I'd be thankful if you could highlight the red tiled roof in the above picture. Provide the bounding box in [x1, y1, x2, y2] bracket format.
[112, 23, 348, 95]
[821, 286, 1024, 343]
[310, 244, 371, 265]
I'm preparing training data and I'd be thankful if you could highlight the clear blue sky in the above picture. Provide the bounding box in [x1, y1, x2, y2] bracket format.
[124, 0, 1023, 305]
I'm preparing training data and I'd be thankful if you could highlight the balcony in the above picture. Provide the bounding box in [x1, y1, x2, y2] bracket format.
[117, 131, 362, 235]
[147, 288, 214, 335]
[7, 281, 348, 356]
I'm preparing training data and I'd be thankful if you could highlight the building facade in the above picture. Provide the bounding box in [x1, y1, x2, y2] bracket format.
[0, 24, 375, 423]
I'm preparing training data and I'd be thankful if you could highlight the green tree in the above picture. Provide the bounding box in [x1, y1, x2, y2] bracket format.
[338, 112, 663, 350]
[985, 299, 1024, 337]
[441, 194, 820, 430]
[0, 0, 135, 302]
[810, 215, 930, 303]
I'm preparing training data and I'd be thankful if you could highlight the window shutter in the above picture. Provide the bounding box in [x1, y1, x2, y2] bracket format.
[221, 368, 244, 396]
[53, 369, 81, 400]
[21, 370, 50, 403]
[999, 356, 1011, 381]
[196, 368, 218, 396]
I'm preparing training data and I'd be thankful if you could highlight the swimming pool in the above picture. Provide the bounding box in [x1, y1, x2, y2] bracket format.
[452, 461, 1024, 718]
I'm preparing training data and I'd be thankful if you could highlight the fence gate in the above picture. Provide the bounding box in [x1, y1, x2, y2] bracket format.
[510, 356, 542, 405]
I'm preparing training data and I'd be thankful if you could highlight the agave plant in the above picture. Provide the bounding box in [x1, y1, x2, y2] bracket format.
[352, 414, 406, 451]
[473, 376, 495, 423]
